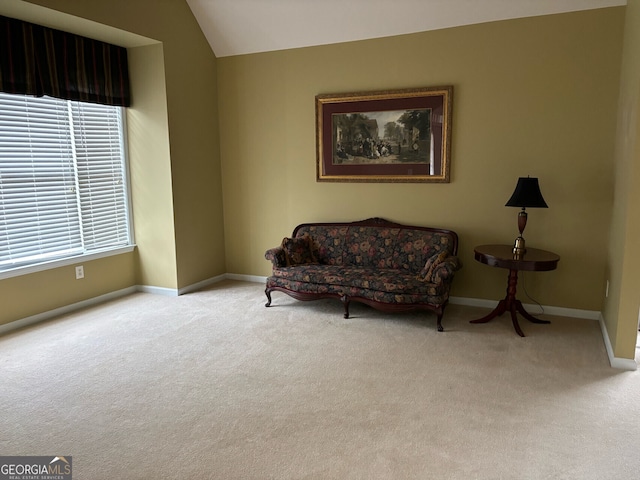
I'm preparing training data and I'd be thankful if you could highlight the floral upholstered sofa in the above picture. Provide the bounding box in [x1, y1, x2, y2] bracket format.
[264, 218, 461, 331]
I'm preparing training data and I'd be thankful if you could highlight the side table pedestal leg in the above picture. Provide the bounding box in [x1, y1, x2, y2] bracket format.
[516, 300, 551, 325]
[469, 268, 549, 336]
[509, 300, 525, 337]
[470, 299, 507, 324]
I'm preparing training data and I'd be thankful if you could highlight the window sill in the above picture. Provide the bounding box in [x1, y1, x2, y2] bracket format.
[0, 245, 136, 280]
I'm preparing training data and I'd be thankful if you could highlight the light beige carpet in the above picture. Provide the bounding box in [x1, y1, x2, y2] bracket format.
[1, 280, 639, 479]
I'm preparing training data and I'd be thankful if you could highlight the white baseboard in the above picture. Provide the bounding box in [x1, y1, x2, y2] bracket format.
[178, 274, 227, 295]
[0, 286, 137, 336]
[226, 273, 267, 283]
[137, 274, 228, 296]
[449, 296, 601, 320]
[0, 275, 230, 335]
[137, 285, 179, 296]
[598, 314, 638, 371]
[2, 273, 637, 371]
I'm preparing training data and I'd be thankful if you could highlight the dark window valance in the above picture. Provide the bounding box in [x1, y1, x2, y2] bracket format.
[0, 15, 130, 107]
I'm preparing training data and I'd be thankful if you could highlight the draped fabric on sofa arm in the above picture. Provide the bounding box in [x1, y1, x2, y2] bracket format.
[264, 218, 461, 332]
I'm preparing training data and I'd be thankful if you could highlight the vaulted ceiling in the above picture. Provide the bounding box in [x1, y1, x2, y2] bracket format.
[186, 0, 626, 58]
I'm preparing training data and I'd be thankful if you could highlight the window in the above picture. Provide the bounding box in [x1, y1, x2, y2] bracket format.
[0, 92, 132, 274]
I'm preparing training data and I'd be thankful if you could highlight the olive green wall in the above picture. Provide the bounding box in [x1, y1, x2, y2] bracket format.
[604, 0, 640, 360]
[127, 42, 178, 289]
[218, 8, 624, 312]
[0, 0, 225, 326]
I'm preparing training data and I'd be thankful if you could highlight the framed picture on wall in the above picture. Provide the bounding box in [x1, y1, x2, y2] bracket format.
[316, 86, 453, 183]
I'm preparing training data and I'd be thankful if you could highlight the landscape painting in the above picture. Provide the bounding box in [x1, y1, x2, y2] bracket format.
[316, 86, 453, 183]
[332, 109, 432, 166]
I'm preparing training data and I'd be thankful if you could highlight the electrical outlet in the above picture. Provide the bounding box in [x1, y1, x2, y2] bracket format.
[75, 265, 84, 279]
[605, 280, 609, 298]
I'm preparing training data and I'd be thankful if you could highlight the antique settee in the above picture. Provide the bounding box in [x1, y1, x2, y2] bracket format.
[264, 218, 461, 331]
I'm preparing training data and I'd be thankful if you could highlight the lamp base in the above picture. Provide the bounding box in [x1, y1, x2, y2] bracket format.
[512, 236, 526, 257]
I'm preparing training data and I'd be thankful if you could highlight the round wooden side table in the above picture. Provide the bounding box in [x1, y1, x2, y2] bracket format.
[470, 244, 560, 337]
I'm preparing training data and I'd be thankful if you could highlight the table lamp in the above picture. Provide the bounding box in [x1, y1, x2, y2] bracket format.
[505, 176, 548, 255]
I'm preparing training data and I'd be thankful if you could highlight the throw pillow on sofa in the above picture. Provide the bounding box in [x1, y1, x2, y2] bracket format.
[282, 235, 318, 266]
[418, 251, 448, 281]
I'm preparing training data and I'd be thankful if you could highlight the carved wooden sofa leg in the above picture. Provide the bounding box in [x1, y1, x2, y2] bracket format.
[341, 295, 350, 319]
[265, 288, 272, 307]
[434, 305, 445, 332]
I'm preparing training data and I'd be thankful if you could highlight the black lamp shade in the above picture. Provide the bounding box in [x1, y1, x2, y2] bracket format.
[505, 177, 548, 208]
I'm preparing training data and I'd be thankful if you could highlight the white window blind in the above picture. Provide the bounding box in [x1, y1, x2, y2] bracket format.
[0, 92, 131, 271]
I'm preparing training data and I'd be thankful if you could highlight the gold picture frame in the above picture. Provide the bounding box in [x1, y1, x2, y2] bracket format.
[316, 86, 453, 183]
